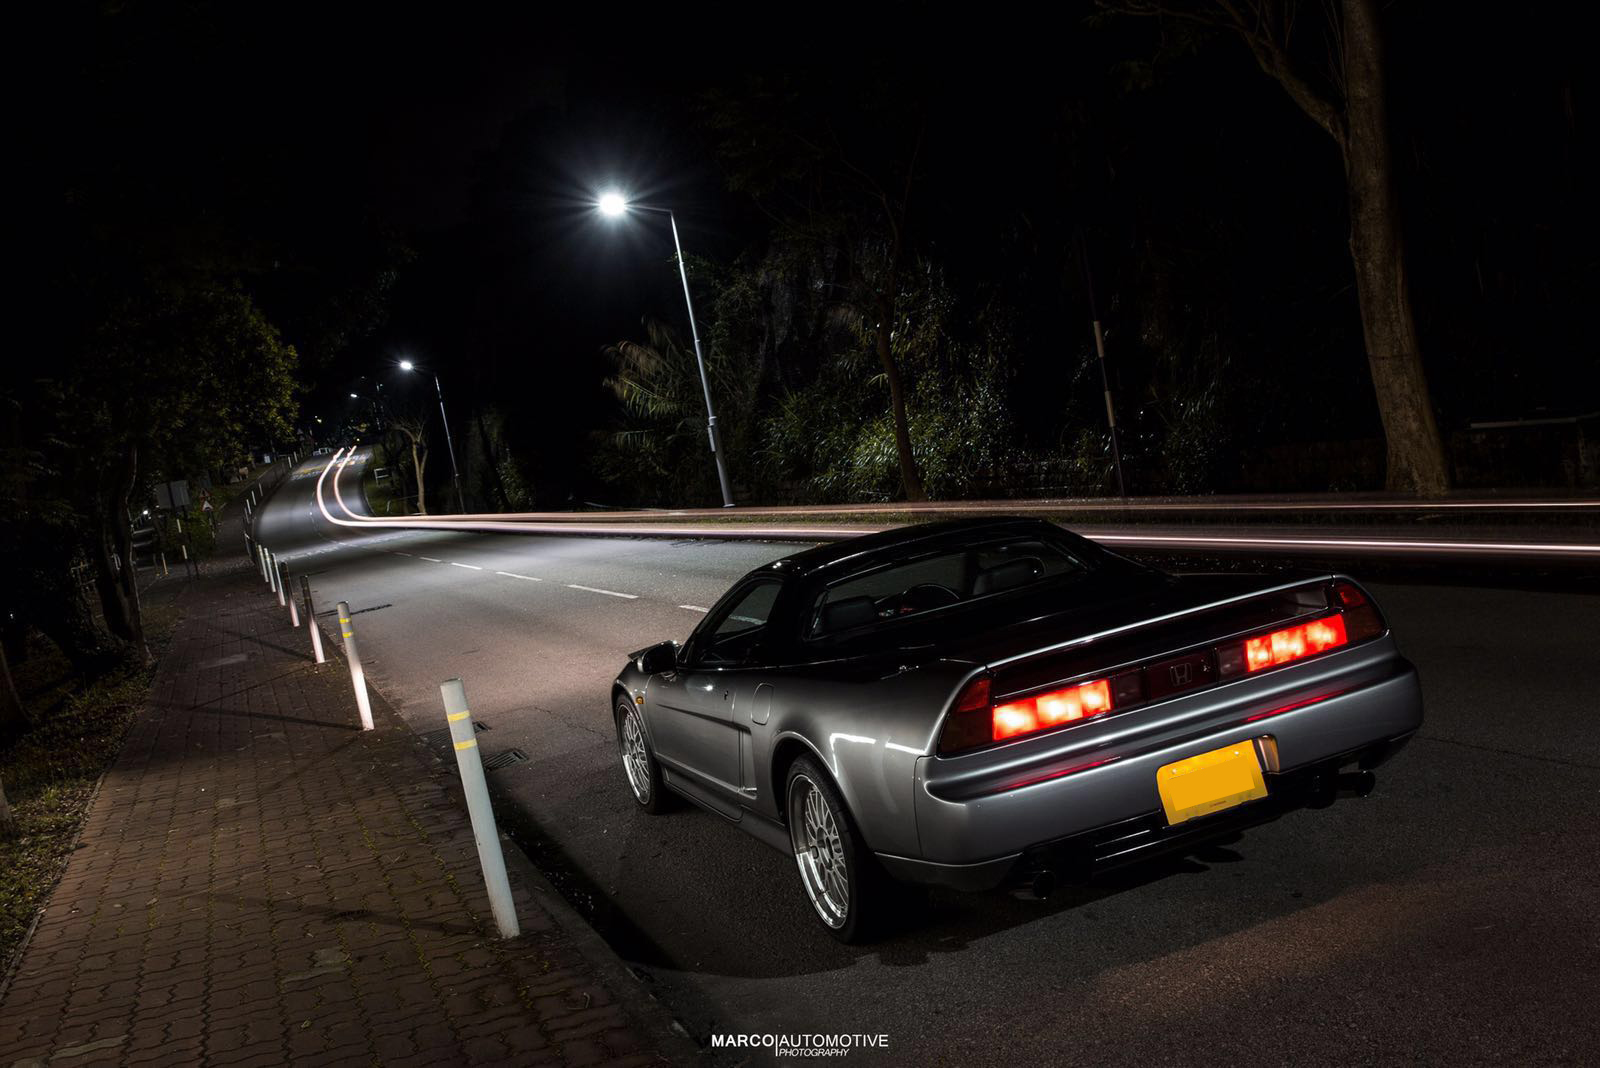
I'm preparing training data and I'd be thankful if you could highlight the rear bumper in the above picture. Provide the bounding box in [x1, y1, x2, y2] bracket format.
[878, 732, 1412, 891]
[886, 643, 1422, 891]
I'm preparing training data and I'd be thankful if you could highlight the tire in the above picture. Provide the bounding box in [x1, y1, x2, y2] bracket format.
[616, 699, 670, 814]
[785, 756, 890, 943]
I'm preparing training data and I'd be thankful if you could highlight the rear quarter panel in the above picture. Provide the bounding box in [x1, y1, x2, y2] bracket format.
[757, 659, 970, 857]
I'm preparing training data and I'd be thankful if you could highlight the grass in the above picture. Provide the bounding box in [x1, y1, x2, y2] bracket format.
[0, 594, 181, 980]
[361, 463, 413, 516]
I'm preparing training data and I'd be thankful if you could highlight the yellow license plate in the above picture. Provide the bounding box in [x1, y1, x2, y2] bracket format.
[1157, 742, 1268, 826]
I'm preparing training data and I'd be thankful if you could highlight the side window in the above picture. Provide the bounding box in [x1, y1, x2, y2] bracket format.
[696, 579, 783, 666]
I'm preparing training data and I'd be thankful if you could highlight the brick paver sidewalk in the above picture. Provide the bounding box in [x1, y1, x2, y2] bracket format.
[0, 515, 691, 1066]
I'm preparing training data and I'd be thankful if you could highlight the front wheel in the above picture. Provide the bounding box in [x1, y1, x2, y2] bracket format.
[785, 757, 888, 943]
[617, 699, 670, 814]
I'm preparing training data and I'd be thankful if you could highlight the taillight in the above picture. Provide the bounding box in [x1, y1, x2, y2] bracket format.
[1243, 615, 1347, 671]
[938, 675, 994, 754]
[1218, 582, 1380, 680]
[1332, 581, 1384, 641]
[939, 673, 1115, 753]
[993, 679, 1113, 740]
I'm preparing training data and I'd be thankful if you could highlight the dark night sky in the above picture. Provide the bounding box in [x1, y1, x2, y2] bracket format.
[43, 2, 1600, 500]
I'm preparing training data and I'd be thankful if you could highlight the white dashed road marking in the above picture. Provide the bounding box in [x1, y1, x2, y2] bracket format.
[450, 562, 483, 570]
[679, 605, 710, 613]
[496, 571, 542, 582]
[567, 584, 638, 599]
[418, 556, 444, 563]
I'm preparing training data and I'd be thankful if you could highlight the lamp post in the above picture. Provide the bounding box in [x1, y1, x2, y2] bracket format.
[399, 360, 465, 513]
[597, 192, 736, 508]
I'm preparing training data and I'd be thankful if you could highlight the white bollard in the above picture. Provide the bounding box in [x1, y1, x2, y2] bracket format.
[288, 579, 300, 627]
[336, 601, 375, 731]
[267, 549, 280, 594]
[257, 545, 269, 583]
[275, 561, 288, 607]
[301, 576, 325, 663]
[439, 678, 519, 939]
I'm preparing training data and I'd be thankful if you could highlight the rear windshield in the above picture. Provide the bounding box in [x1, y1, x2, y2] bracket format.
[804, 536, 1091, 640]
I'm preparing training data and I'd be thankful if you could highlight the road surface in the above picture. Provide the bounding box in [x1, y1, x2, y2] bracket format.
[252, 454, 1600, 1064]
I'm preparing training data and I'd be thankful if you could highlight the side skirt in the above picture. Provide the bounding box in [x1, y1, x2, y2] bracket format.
[661, 768, 791, 855]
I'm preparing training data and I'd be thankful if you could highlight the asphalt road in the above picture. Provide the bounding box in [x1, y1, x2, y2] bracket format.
[255, 456, 1600, 1065]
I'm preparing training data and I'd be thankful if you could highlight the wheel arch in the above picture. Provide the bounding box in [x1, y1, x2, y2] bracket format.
[770, 733, 831, 826]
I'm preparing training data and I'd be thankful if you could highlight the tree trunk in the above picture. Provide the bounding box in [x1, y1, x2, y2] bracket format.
[0, 773, 16, 837]
[476, 410, 512, 511]
[411, 441, 429, 515]
[874, 292, 926, 501]
[0, 642, 24, 737]
[88, 444, 147, 658]
[1342, 0, 1451, 495]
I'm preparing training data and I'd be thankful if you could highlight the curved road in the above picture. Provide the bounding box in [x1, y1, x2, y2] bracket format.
[253, 452, 1600, 1065]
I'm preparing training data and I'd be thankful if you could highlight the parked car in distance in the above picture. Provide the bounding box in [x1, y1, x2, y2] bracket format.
[612, 517, 1423, 941]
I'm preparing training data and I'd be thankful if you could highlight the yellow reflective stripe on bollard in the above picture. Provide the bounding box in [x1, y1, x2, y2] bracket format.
[447, 711, 471, 722]
[454, 739, 477, 751]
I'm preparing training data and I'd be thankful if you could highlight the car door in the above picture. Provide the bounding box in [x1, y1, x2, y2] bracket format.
[649, 576, 783, 796]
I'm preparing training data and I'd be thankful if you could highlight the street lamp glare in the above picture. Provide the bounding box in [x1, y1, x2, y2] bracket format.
[349, 392, 358, 399]
[597, 192, 627, 217]
[399, 359, 415, 372]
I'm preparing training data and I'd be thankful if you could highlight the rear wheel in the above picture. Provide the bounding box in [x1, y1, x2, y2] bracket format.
[616, 699, 670, 814]
[785, 756, 888, 943]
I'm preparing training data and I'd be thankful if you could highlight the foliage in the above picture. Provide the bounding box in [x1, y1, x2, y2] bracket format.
[594, 316, 754, 507]
[2, 277, 301, 660]
[760, 262, 1022, 501]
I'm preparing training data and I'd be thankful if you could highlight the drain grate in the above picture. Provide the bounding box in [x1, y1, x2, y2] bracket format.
[418, 721, 490, 749]
[482, 748, 528, 771]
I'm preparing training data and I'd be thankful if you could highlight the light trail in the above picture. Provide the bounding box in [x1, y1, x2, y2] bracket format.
[311, 448, 1600, 562]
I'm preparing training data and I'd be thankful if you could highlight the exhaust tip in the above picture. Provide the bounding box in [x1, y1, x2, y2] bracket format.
[1030, 870, 1058, 900]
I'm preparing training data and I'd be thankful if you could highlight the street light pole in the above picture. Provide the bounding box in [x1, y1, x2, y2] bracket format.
[665, 210, 735, 508]
[400, 360, 465, 513]
[597, 193, 735, 508]
[432, 373, 466, 513]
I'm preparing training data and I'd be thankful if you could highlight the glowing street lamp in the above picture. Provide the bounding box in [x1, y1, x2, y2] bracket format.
[397, 359, 465, 513]
[595, 191, 735, 507]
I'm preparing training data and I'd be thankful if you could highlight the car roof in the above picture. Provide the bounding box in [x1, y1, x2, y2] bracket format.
[759, 516, 1069, 580]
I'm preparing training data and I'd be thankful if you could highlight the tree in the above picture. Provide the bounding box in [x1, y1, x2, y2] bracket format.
[56, 283, 298, 659]
[391, 411, 431, 516]
[701, 78, 931, 500]
[1102, 0, 1451, 494]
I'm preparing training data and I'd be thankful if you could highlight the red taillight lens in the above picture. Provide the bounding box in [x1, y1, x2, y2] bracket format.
[938, 675, 996, 754]
[1243, 614, 1348, 672]
[955, 675, 991, 713]
[939, 673, 1116, 753]
[993, 678, 1114, 741]
[1332, 581, 1384, 641]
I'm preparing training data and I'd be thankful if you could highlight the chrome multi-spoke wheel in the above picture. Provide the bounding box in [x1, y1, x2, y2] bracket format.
[788, 771, 852, 930]
[616, 699, 668, 813]
[620, 707, 651, 803]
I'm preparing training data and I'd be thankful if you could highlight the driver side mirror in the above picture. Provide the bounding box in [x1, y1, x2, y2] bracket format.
[637, 640, 679, 674]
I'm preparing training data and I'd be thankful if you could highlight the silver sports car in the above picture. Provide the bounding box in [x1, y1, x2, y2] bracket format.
[612, 518, 1423, 941]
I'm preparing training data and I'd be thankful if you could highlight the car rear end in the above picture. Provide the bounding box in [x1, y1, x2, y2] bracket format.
[883, 575, 1422, 892]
